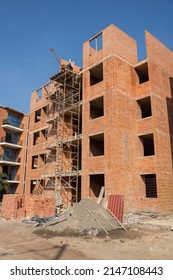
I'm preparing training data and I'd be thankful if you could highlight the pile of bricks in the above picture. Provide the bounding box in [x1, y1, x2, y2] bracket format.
[1, 194, 56, 220]
[1, 195, 24, 220]
[25, 195, 56, 218]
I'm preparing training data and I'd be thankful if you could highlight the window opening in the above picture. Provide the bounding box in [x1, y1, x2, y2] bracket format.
[35, 109, 41, 122]
[40, 154, 46, 167]
[40, 180, 45, 188]
[32, 155, 38, 169]
[43, 106, 48, 115]
[89, 33, 102, 51]
[6, 131, 19, 145]
[4, 148, 17, 161]
[8, 113, 21, 127]
[139, 133, 155, 156]
[41, 129, 47, 140]
[89, 174, 104, 197]
[90, 133, 104, 157]
[135, 62, 149, 84]
[2, 165, 17, 180]
[2, 165, 8, 176]
[33, 131, 40, 145]
[90, 96, 104, 119]
[137, 96, 152, 118]
[90, 63, 103, 86]
[141, 174, 157, 198]
[30, 180, 37, 193]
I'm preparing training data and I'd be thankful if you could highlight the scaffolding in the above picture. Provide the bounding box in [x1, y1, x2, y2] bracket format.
[37, 65, 81, 209]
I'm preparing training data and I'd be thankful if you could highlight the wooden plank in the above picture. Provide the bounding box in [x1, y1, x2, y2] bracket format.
[86, 208, 109, 236]
[107, 208, 127, 231]
[99, 210, 121, 230]
[97, 186, 105, 204]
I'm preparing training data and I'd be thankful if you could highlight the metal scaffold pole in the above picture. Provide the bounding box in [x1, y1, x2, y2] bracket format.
[41, 65, 81, 212]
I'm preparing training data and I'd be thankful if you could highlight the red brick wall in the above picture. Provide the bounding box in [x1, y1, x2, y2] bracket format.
[16, 114, 29, 194]
[25, 84, 56, 194]
[1, 194, 56, 220]
[82, 25, 173, 214]
[83, 24, 138, 68]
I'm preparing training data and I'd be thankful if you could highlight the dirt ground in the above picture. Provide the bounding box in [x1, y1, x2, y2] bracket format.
[0, 214, 173, 260]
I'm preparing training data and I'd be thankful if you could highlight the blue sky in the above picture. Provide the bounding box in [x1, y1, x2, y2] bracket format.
[0, 0, 172, 113]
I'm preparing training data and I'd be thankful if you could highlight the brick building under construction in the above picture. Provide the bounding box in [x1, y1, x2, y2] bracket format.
[1, 24, 173, 217]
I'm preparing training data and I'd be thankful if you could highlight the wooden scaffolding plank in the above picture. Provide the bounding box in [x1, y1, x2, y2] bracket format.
[86, 208, 109, 236]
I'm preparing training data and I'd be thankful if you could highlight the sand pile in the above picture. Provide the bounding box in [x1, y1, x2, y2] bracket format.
[52, 199, 121, 236]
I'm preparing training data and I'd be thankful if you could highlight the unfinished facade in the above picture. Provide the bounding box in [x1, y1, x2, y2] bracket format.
[25, 60, 82, 210]
[1, 24, 173, 216]
[81, 24, 173, 213]
[0, 106, 28, 199]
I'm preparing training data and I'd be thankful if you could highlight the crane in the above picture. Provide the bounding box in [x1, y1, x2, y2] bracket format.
[50, 48, 73, 71]
[50, 48, 62, 66]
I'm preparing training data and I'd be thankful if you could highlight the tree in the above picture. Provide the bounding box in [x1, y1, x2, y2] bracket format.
[0, 173, 9, 193]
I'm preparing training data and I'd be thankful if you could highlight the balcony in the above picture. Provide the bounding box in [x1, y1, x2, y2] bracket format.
[2, 119, 24, 132]
[5, 175, 20, 184]
[0, 155, 21, 166]
[0, 136, 22, 149]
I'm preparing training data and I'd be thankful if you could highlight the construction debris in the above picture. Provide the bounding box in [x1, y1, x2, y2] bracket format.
[22, 214, 67, 227]
[23, 215, 58, 225]
[79, 227, 99, 236]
